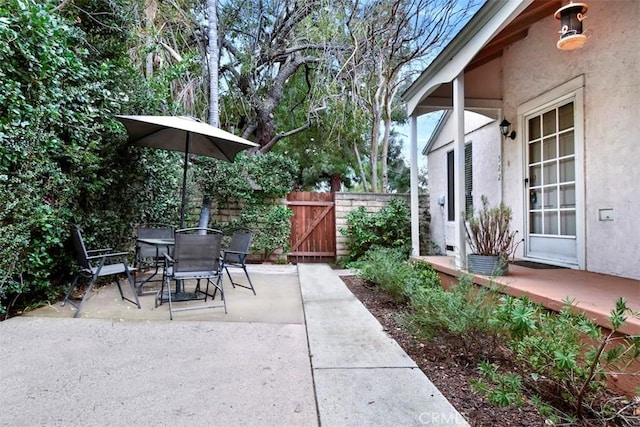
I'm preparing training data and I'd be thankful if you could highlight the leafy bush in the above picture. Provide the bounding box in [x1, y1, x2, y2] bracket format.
[200, 152, 299, 261]
[234, 205, 294, 261]
[340, 198, 410, 261]
[0, 0, 180, 315]
[472, 361, 525, 407]
[407, 275, 501, 355]
[354, 248, 441, 304]
[356, 246, 413, 302]
[483, 296, 640, 424]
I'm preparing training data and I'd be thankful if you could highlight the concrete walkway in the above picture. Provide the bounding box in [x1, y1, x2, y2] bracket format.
[0, 264, 467, 426]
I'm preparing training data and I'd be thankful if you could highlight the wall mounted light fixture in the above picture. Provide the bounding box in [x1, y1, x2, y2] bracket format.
[554, 2, 588, 51]
[499, 119, 516, 140]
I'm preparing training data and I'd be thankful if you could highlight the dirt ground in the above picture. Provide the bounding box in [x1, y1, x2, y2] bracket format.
[340, 274, 550, 427]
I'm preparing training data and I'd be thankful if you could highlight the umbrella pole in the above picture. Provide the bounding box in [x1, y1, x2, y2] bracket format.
[180, 133, 191, 228]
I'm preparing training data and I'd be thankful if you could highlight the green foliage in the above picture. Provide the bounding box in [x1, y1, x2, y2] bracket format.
[233, 205, 294, 261]
[0, 0, 178, 315]
[355, 246, 413, 303]
[471, 361, 525, 407]
[199, 152, 298, 203]
[487, 295, 640, 423]
[198, 152, 298, 261]
[340, 198, 410, 261]
[352, 249, 640, 423]
[407, 275, 501, 353]
[354, 247, 440, 304]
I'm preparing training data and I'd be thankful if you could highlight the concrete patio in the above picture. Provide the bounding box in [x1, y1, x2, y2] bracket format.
[0, 264, 468, 426]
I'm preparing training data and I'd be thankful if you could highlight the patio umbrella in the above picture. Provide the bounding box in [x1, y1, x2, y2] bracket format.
[115, 115, 258, 227]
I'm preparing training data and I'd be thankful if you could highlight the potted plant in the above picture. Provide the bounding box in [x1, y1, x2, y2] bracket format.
[464, 195, 519, 276]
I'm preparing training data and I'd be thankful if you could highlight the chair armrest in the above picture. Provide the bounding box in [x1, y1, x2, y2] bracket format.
[222, 250, 247, 263]
[87, 251, 129, 260]
[87, 248, 113, 254]
[222, 250, 248, 256]
[163, 252, 175, 264]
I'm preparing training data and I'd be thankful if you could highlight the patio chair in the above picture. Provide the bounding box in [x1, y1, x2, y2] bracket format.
[221, 230, 256, 295]
[62, 225, 141, 318]
[157, 227, 226, 320]
[135, 223, 174, 294]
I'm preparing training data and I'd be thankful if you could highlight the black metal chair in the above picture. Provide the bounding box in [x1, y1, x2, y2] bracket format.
[134, 223, 174, 295]
[157, 227, 226, 320]
[62, 225, 141, 318]
[221, 230, 256, 295]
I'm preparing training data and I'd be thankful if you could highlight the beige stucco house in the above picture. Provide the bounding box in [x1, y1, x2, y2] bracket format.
[402, 0, 639, 280]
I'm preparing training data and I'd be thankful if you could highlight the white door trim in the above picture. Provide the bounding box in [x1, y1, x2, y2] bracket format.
[517, 76, 585, 269]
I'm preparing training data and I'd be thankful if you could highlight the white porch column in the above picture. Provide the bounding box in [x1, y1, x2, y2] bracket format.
[453, 74, 466, 268]
[409, 115, 419, 256]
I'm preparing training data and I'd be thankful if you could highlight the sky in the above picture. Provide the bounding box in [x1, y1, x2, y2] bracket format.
[397, 0, 487, 169]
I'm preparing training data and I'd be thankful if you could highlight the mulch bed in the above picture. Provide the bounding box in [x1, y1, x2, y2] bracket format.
[339, 274, 549, 427]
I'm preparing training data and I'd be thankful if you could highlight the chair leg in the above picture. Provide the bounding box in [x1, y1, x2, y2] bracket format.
[224, 264, 256, 295]
[72, 275, 99, 318]
[62, 274, 81, 308]
[114, 274, 141, 309]
[167, 278, 174, 321]
[217, 275, 226, 314]
[225, 267, 235, 288]
[124, 268, 141, 309]
[242, 265, 256, 295]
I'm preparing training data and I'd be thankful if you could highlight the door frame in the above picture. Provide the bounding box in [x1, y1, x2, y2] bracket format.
[517, 75, 585, 269]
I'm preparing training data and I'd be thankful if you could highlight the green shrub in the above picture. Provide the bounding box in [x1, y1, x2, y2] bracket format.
[485, 296, 640, 423]
[407, 275, 501, 354]
[340, 198, 410, 261]
[356, 246, 413, 302]
[471, 361, 525, 407]
[234, 205, 294, 261]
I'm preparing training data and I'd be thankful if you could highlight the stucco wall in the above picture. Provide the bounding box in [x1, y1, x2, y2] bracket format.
[500, 0, 640, 279]
[427, 114, 501, 255]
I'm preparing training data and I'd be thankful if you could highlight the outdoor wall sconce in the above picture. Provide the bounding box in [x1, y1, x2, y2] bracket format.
[554, 2, 588, 51]
[499, 119, 516, 140]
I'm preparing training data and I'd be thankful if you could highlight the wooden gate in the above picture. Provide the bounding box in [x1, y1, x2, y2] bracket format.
[286, 192, 336, 264]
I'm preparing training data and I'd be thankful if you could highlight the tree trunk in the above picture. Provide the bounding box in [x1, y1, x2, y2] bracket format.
[144, 0, 158, 79]
[353, 141, 369, 191]
[199, 0, 219, 231]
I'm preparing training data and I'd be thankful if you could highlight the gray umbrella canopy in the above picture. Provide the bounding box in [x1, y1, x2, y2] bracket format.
[115, 115, 258, 226]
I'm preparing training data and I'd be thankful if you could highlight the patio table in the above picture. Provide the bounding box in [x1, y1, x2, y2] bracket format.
[135, 237, 175, 295]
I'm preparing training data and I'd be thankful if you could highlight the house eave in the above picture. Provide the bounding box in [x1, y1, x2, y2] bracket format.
[401, 0, 537, 117]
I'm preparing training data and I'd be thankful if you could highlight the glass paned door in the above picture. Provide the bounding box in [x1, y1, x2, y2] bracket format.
[526, 101, 578, 263]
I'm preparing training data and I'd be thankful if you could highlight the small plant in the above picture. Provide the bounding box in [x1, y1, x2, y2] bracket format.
[465, 195, 519, 258]
[471, 361, 525, 407]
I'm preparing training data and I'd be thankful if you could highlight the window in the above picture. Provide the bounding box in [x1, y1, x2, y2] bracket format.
[447, 151, 454, 221]
[465, 143, 473, 217]
[446, 143, 473, 221]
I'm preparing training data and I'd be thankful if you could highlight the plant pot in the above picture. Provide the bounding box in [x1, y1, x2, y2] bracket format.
[467, 254, 509, 276]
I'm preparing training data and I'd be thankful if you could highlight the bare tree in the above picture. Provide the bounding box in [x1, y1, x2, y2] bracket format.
[344, 0, 477, 192]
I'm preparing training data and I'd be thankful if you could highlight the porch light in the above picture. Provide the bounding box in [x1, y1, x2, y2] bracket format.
[554, 2, 588, 51]
[499, 119, 516, 140]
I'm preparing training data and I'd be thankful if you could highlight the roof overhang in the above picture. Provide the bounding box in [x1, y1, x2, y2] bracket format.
[402, 0, 563, 117]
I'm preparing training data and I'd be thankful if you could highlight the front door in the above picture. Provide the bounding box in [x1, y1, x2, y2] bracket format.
[524, 100, 581, 265]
